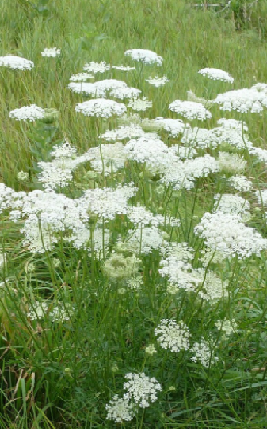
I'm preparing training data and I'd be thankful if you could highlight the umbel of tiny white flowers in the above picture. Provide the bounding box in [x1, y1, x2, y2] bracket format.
[75, 98, 127, 118]
[169, 100, 212, 121]
[124, 49, 163, 66]
[0, 55, 34, 70]
[9, 104, 45, 122]
[41, 48, 61, 57]
[198, 68, 234, 83]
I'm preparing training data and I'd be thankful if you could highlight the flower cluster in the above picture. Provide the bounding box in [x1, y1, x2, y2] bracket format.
[75, 98, 127, 118]
[41, 47, 60, 57]
[9, 104, 45, 121]
[155, 319, 191, 352]
[124, 49, 163, 65]
[83, 61, 110, 74]
[0, 55, 34, 70]
[198, 68, 234, 83]
[169, 100, 212, 121]
[194, 211, 267, 259]
[123, 373, 162, 408]
[146, 75, 169, 87]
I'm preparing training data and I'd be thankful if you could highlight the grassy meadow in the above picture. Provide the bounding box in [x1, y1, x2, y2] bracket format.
[1, 0, 267, 428]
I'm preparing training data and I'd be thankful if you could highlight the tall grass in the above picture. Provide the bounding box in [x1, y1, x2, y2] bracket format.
[1, 0, 267, 428]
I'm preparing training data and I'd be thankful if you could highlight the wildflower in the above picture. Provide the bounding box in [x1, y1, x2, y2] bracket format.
[112, 65, 135, 71]
[213, 193, 251, 221]
[155, 319, 191, 353]
[218, 152, 247, 173]
[145, 344, 157, 355]
[27, 301, 48, 320]
[214, 87, 267, 113]
[17, 171, 29, 182]
[128, 97, 152, 111]
[125, 226, 167, 254]
[69, 72, 94, 81]
[83, 61, 110, 74]
[249, 146, 267, 164]
[41, 47, 60, 57]
[124, 49, 163, 65]
[81, 183, 138, 220]
[0, 55, 34, 70]
[103, 252, 141, 279]
[9, 104, 45, 122]
[123, 373, 162, 408]
[191, 338, 218, 367]
[123, 136, 170, 170]
[215, 318, 238, 336]
[85, 142, 126, 176]
[154, 117, 186, 137]
[169, 100, 212, 121]
[75, 98, 127, 118]
[228, 175, 252, 193]
[198, 68, 234, 83]
[126, 275, 143, 290]
[105, 395, 135, 423]
[194, 211, 267, 259]
[99, 124, 156, 141]
[146, 76, 169, 87]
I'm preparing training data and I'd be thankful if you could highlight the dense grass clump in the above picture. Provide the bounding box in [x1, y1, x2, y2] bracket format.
[1, 0, 267, 428]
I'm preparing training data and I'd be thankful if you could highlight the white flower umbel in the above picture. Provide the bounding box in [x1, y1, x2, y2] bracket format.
[218, 152, 247, 174]
[194, 211, 267, 259]
[213, 193, 251, 221]
[69, 72, 94, 81]
[191, 338, 218, 367]
[9, 104, 45, 122]
[154, 117, 186, 137]
[85, 142, 126, 176]
[83, 61, 110, 74]
[145, 76, 169, 87]
[198, 68, 234, 83]
[228, 175, 252, 193]
[68, 82, 96, 95]
[155, 319, 191, 353]
[249, 147, 267, 164]
[100, 124, 157, 141]
[125, 226, 167, 254]
[169, 100, 212, 121]
[199, 270, 229, 302]
[124, 49, 163, 66]
[127, 205, 165, 227]
[106, 395, 135, 423]
[103, 252, 141, 279]
[124, 136, 170, 170]
[213, 118, 253, 150]
[123, 373, 162, 408]
[41, 47, 60, 57]
[214, 87, 267, 113]
[181, 126, 219, 149]
[128, 97, 152, 111]
[70, 79, 129, 97]
[37, 141, 81, 190]
[75, 98, 127, 118]
[215, 318, 238, 337]
[80, 183, 138, 220]
[0, 55, 34, 70]
[112, 65, 135, 71]
[161, 155, 219, 191]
